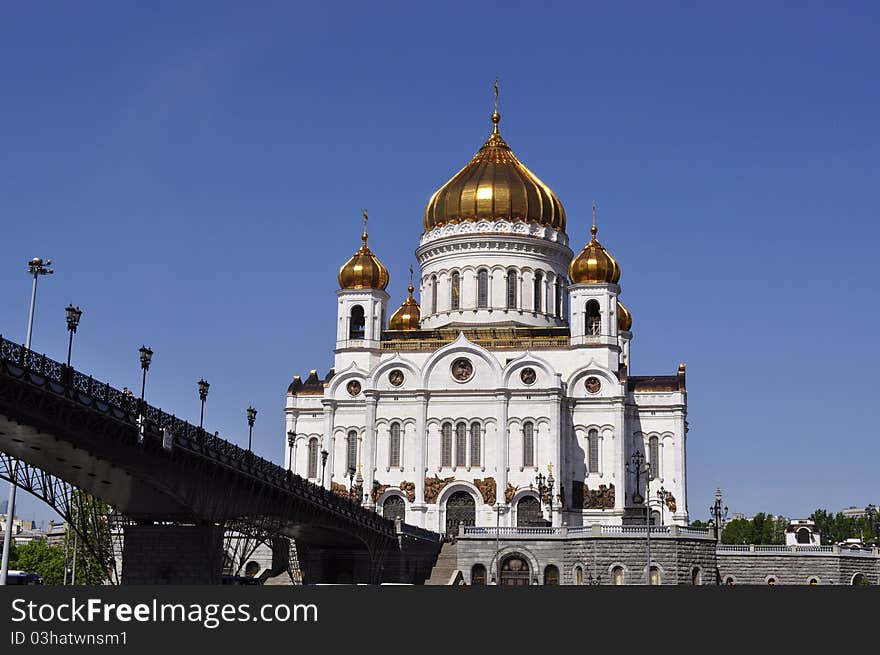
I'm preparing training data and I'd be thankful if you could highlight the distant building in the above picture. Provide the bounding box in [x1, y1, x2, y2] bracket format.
[785, 520, 821, 546]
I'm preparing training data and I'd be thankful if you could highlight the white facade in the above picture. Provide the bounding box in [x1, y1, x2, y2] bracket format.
[283, 118, 689, 535]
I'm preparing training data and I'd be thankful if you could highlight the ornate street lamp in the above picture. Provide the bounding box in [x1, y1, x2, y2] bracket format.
[709, 486, 728, 544]
[627, 450, 652, 584]
[138, 346, 153, 403]
[64, 305, 82, 371]
[347, 466, 356, 502]
[246, 406, 257, 452]
[320, 449, 329, 486]
[2, 257, 53, 586]
[198, 379, 210, 430]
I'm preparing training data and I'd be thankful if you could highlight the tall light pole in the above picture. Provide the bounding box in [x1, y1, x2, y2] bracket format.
[709, 486, 728, 544]
[65, 305, 82, 371]
[320, 449, 329, 486]
[138, 346, 153, 403]
[1, 257, 53, 586]
[246, 406, 257, 451]
[198, 379, 210, 430]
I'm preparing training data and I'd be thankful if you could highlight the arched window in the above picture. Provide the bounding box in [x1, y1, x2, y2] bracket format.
[506, 269, 517, 309]
[612, 566, 624, 585]
[450, 271, 460, 310]
[767, 577, 777, 586]
[307, 438, 318, 479]
[533, 271, 543, 313]
[544, 565, 559, 586]
[455, 422, 467, 467]
[691, 567, 702, 586]
[382, 495, 405, 522]
[585, 299, 601, 335]
[724, 576, 735, 585]
[346, 430, 358, 473]
[649, 436, 660, 480]
[650, 566, 661, 586]
[500, 555, 531, 586]
[389, 422, 401, 468]
[575, 566, 583, 585]
[555, 279, 562, 319]
[469, 422, 481, 467]
[471, 564, 487, 586]
[517, 495, 542, 527]
[349, 305, 365, 339]
[522, 421, 534, 467]
[796, 528, 811, 544]
[430, 276, 438, 314]
[441, 422, 452, 467]
[587, 429, 599, 473]
[477, 269, 489, 308]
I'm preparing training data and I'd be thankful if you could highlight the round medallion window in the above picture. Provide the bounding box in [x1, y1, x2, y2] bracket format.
[346, 380, 362, 396]
[388, 369, 404, 387]
[585, 376, 601, 394]
[451, 358, 474, 382]
[520, 367, 537, 385]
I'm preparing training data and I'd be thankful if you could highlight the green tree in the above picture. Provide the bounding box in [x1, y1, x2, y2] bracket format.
[10, 539, 65, 584]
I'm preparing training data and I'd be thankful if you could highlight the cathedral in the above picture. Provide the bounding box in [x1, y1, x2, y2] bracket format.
[284, 98, 688, 537]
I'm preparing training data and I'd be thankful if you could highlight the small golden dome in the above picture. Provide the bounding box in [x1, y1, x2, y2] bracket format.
[424, 110, 566, 232]
[617, 300, 632, 332]
[338, 211, 389, 290]
[569, 223, 621, 285]
[388, 283, 421, 330]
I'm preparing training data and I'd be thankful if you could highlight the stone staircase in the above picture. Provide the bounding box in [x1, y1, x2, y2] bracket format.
[425, 541, 460, 585]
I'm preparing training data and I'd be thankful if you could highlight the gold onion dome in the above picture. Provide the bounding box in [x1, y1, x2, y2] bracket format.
[569, 223, 621, 284]
[338, 211, 389, 290]
[617, 300, 632, 332]
[423, 109, 566, 232]
[388, 283, 421, 330]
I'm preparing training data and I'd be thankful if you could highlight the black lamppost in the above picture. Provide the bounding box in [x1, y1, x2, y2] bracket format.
[534, 467, 555, 524]
[320, 449, 329, 486]
[347, 466, 356, 502]
[709, 486, 728, 544]
[138, 346, 153, 403]
[864, 504, 878, 543]
[246, 406, 257, 451]
[198, 379, 209, 430]
[64, 305, 82, 371]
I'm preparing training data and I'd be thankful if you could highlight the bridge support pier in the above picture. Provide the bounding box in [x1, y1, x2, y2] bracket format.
[122, 524, 224, 584]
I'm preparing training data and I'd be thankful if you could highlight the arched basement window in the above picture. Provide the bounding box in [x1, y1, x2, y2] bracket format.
[612, 566, 624, 585]
[477, 269, 489, 308]
[522, 421, 534, 467]
[544, 565, 559, 586]
[588, 429, 599, 473]
[441, 422, 452, 467]
[471, 564, 487, 586]
[575, 566, 583, 585]
[533, 271, 543, 313]
[349, 305, 365, 339]
[585, 299, 601, 335]
[389, 422, 401, 468]
[451, 271, 461, 310]
[506, 269, 517, 309]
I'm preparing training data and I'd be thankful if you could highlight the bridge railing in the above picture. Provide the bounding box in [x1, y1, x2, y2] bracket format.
[0, 335, 407, 538]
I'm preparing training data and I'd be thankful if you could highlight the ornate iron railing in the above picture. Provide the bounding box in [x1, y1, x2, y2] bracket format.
[0, 335, 431, 541]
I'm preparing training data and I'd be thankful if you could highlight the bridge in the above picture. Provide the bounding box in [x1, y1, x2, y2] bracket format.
[0, 336, 441, 584]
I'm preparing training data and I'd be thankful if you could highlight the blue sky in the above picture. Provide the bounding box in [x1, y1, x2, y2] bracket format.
[2, 2, 878, 525]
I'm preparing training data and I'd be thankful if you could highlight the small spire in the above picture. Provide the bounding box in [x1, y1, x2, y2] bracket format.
[408, 264, 414, 294]
[361, 208, 369, 246]
[491, 77, 501, 133]
[591, 200, 598, 238]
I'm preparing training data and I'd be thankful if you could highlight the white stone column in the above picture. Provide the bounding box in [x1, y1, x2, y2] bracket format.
[616, 401, 626, 511]
[674, 407, 688, 522]
[364, 393, 378, 507]
[321, 401, 336, 489]
[496, 391, 510, 509]
[551, 393, 563, 527]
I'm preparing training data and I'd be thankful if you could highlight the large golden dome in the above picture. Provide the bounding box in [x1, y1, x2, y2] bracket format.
[569, 223, 621, 285]
[338, 212, 389, 290]
[388, 283, 421, 330]
[424, 111, 566, 232]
